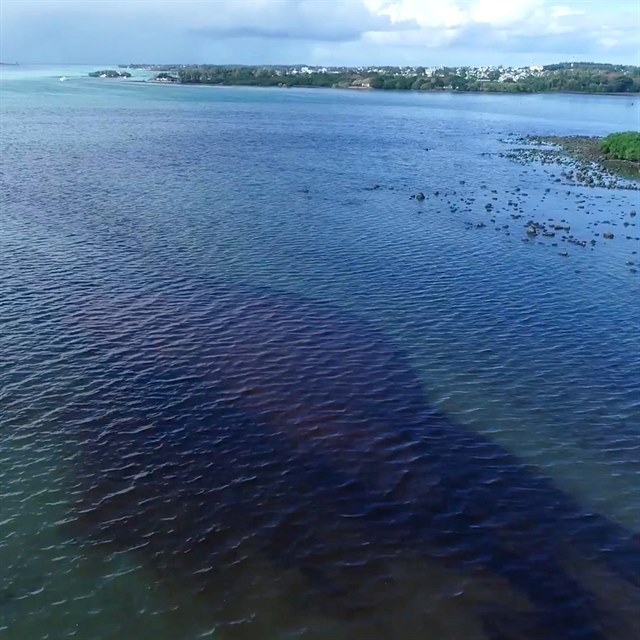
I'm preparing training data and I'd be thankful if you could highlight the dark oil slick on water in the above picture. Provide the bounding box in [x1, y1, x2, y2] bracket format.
[65, 284, 640, 640]
[1, 68, 640, 640]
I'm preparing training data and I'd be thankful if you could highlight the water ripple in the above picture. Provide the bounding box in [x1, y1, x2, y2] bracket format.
[1, 85, 639, 639]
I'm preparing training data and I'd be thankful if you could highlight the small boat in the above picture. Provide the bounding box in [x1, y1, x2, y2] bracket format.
[59, 76, 67, 82]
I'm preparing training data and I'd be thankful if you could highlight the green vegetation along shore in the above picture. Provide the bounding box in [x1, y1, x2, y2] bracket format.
[127, 61, 640, 94]
[600, 132, 640, 162]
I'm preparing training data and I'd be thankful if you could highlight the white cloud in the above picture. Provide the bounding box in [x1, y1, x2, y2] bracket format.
[363, 0, 639, 58]
[0, 0, 637, 65]
[550, 5, 585, 19]
[365, 0, 468, 29]
[469, 0, 545, 26]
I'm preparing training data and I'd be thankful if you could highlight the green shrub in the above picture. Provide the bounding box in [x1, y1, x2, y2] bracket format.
[600, 132, 640, 161]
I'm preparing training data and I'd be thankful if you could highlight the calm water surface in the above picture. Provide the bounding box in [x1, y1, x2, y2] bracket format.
[1, 66, 639, 640]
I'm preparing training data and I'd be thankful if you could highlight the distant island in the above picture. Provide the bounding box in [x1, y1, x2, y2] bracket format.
[114, 61, 640, 94]
[89, 69, 131, 78]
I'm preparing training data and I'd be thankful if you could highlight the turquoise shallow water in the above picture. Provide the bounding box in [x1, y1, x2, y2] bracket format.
[1, 67, 639, 639]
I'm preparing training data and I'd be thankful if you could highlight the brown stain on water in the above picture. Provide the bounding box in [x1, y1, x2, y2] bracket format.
[66, 288, 640, 639]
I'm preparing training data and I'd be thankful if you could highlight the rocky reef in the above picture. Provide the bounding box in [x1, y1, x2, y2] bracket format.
[501, 136, 639, 189]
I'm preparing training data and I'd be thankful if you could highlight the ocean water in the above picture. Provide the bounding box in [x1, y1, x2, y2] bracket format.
[1, 66, 639, 640]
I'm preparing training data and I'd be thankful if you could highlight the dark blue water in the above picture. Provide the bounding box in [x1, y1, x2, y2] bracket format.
[1, 69, 639, 639]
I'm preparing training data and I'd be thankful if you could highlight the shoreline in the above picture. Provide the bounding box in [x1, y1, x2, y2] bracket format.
[135, 79, 639, 97]
[533, 135, 639, 179]
[503, 135, 639, 186]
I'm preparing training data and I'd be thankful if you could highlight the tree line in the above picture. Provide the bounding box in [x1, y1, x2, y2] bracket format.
[152, 65, 639, 94]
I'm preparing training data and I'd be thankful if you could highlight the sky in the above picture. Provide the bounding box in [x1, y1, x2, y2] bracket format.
[1, 0, 639, 67]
